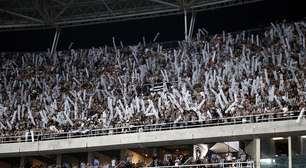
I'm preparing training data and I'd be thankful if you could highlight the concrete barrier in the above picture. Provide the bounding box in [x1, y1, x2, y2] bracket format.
[0, 119, 305, 157]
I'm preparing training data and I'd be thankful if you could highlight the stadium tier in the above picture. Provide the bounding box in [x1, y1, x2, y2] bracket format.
[0, 20, 306, 168]
[0, 20, 305, 138]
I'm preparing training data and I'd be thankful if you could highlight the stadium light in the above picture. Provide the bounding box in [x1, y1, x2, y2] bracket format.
[260, 158, 275, 165]
[272, 137, 285, 141]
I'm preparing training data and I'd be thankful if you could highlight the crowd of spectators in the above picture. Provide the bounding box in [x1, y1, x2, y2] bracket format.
[0, 20, 305, 138]
[55, 150, 251, 168]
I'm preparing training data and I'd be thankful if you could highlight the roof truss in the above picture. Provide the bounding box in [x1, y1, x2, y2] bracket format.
[0, 0, 264, 32]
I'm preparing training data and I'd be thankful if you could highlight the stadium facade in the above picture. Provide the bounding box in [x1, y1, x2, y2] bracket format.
[1, 118, 306, 167]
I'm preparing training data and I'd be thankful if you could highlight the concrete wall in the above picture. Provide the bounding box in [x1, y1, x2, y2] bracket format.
[245, 138, 261, 168]
[0, 119, 305, 158]
[245, 140, 256, 160]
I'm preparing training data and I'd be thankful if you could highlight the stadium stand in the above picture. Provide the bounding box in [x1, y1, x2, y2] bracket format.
[0, 20, 306, 168]
[1, 20, 305, 137]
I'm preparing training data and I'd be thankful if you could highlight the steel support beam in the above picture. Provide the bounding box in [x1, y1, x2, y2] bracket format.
[288, 136, 292, 168]
[51, 29, 61, 56]
[0, 0, 264, 31]
[301, 136, 305, 154]
[184, 9, 188, 41]
[191, 0, 264, 9]
[148, 0, 179, 8]
[255, 138, 260, 168]
[0, 8, 44, 24]
[188, 12, 196, 40]
[101, 0, 114, 15]
[54, 0, 75, 21]
[52, 0, 67, 6]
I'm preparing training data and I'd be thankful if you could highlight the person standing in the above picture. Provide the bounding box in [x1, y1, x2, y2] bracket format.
[80, 161, 86, 168]
[111, 158, 116, 168]
[93, 157, 100, 168]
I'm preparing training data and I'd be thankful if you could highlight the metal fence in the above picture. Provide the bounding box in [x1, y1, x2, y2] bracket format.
[0, 111, 303, 144]
[144, 161, 255, 168]
[45, 161, 255, 168]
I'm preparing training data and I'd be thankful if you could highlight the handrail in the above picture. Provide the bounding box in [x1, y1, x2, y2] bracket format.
[143, 161, 255, 168]
[182, 157, 193, 165]
[18, 110, 302, 134]
[0, 111, 304, 144]
[115, 160, 126, 168]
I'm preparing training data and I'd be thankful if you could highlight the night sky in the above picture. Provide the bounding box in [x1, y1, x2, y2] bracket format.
[0, 0, 303, 52]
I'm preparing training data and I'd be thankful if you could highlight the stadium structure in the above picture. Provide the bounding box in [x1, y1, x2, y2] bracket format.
[0, 0, 305, 168]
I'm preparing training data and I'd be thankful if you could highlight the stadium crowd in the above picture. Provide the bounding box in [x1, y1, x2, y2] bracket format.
[0, 20, 305, 138]
[43, 149, 250, 168]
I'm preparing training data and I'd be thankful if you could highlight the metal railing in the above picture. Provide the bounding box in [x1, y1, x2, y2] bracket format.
[0, 111, 304, 144]
[144, 161, 255, 168]
[43, 161, 254, 168]
[46, 161, 255, 168]
[182, 157, 193, 165]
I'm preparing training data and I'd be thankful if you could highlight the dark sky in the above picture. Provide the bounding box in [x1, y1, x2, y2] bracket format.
[0, 0, 303, 52]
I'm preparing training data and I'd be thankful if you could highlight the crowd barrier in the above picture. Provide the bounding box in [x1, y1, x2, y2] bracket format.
[0, 110, 304, 144]
[45, 161, 255, 168]
[144, 161, 255, 168]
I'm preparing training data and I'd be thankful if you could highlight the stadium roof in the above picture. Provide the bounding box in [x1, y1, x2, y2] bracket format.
[0, 0, 263, 32]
